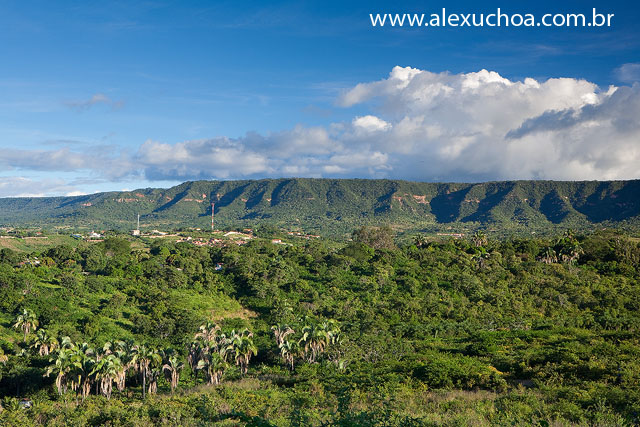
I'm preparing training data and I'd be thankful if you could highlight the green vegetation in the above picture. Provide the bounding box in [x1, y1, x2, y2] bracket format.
[0, 228, 638, 425]
[1, 178, 640, 239]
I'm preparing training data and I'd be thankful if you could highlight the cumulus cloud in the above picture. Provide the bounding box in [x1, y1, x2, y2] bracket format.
[332, 66, 638, 181]
[66, 93, 124, 111]
[2, 66, 640, 196]
[352, 115, 391, 133]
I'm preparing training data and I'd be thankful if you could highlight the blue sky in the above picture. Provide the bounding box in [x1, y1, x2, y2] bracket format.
[1, 0, 639, 196]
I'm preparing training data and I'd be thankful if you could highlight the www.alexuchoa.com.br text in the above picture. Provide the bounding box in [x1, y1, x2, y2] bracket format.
[370, 8, 614, 28]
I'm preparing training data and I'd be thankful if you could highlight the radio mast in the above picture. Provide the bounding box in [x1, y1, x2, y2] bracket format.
[132, 213, 141, 236]
[211, 202, 216, 231]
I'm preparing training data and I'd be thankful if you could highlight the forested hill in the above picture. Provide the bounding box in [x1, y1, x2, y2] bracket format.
[1, 178, 639, 237]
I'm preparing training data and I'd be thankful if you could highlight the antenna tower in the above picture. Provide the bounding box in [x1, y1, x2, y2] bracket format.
[211, 202, 216, 231]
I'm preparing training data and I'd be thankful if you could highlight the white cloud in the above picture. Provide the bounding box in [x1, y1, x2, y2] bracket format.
[352, 115, 391, 133]
[0, 176, 80, 197]
[133, 123, 390, 180]
[136, 138, 271, 180]
[333, 66, 638, 181]
[0, 146, 134, 180]
[616, 63, 640, 83]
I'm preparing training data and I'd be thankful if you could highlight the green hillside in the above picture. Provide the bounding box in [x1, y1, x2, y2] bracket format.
[0, 179, 639, 238]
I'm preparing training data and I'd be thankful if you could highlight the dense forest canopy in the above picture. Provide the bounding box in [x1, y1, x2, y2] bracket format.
[0, 227, 638, 425]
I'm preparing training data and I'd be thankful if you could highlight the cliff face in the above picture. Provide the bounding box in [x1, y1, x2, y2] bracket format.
[1, 179, 639, 236]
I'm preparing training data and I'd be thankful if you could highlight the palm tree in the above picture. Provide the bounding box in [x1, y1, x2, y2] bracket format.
[197, 351, 228, 385]
[93, 342, 109, 395]
[130, 345, 161, 399]
[99, 341, 115, 357]
[472, 249, 490, 270]
[190, 323, 222, 383]
[298, 324, 328, 363]
[228, 329, 257, 375]
[70, 343, 96, 402]
[204, 325, 232, 357]
[320, 320, 341, 345]
[279, 339, 298, 371]
[161, 349, 184, 393]
[413, 235, 428, 248]
[31, 329, 58, 356]
[47, 341, 95, 401]
[271, 324, 294, 347]
[45, 346, 74, 395]
[187, 340, 203, 383]
[195, 322, 221, 344]
[298, 320, 340, 363]
[113, 339, 136, 392]
[272, 324, 296, 369]
[553, 230, 583, 264]
[59, 335, 75, 350]
[91, 354, 123, 400]
[13, 308, 39, 342]
[147, 365, 162, 395]
[472, 230, 488, 248]
[559, 241, 583, 264]
[538, 247, 558, 264]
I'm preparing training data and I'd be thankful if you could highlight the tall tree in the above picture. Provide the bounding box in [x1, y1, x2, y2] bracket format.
[271, 324, 294, 348]
[13, 308, 39, 342]
[161, 349, 184, 393]
[187, 340, 203, 383]
[298, 320, 340, 363]
[91, 354, 123, 400]
[131, 345, 161, 399]
[228, 329, 257, 375]
[279, 339, 298, 371]
[472, 230, 488, 248]
[538, 247, 558, 264]
[45, 347, 74, 395]
[113, 339, 136, 392]
[67, 342, 96, 402]
[31, 329, 58, 356]
[197, 351, 228, 385]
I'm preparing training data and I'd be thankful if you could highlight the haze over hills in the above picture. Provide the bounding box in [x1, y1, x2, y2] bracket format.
[0, 178, 639, 238]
